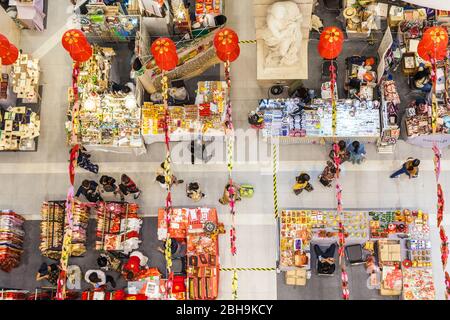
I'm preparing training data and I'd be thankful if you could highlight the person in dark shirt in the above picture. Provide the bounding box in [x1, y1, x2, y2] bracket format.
[99, 175, 123, 200]
[36, 262, 60, 286]
[76, 179, 103, 202]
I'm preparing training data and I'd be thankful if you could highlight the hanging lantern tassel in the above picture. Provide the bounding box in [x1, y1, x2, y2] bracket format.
[272, 142, 279, 220]
[330, 64, 337, 136]
[445, 272, 450, 300]
[231, 270, 238, 300]
[440, 226, 449, 269]
[165, 237, 172, 272]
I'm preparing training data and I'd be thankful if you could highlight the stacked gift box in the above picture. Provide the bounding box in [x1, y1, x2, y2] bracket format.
[0, 211, 25, 272]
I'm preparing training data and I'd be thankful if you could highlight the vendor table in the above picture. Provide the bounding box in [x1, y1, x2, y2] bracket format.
[157, 207, 222, 300]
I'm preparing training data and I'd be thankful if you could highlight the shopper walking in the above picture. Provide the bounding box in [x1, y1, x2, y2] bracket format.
[347, 140, 366, 165]
[97, 251, 122, 273]
[219, 183, 241, 205]
[293, 173, 314, 195]
[75, 180, 103, 202]
[122, 251, 149, 281]
[186, 182, 205, 202]
[318, 161, 338, 188]
[119, 174, 142, 200]
[329, 140, 350, 164]
[99, 175, 124, 201]
[155, 162, 184, 189]
[76, 146, 99, 174]
[390, 158, 420, 179]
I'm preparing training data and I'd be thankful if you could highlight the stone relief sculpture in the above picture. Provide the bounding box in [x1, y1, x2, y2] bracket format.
[258, 1, 303, 67]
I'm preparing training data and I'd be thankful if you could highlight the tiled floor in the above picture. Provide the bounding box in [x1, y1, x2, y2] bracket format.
[0, 0, 449, 299]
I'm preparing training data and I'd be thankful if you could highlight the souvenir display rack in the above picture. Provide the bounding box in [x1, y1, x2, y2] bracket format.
[195, 0, 224, 23]
[67, 46, 144, 152]
[0, 289, 29, 300]
[257, 98, 381, 143]
[0, 105, 40, 151]
[141, 81, 228, 144]
[95, 202, 142, 255]
[78, 14, 140, 43]
[0, 211, 25, 272]
[11, 53, 40, 103]
[157, 207, 222, 300]
[39, 200, 90, 259]
[277, 208, 435, 299]
[377, 80, 401, 153]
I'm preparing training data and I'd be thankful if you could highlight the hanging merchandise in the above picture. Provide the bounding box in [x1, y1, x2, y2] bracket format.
[94, 202, 142, 254]
[213, 27, 241, 298]
[417, 28, 448, 134]
[318, 27, 344, 135]
[0, 211, 25, 272]
[433, 145, 449, 299]
[151, 37, 179, 299]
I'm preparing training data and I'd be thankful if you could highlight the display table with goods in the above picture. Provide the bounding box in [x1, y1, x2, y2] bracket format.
[342, 1, 384, 39]
[256, 98, 380, 143]
[95, 202, 142, 255]
[67, 46, 145, 154]
[0, 210, 25, 272]
[0, 52, 41, 151]
[141, 81, 228, 144]
[278, 208, 436, 299]
[343, 55, 378, 100]
[138, 32, 220, 93]
[39, 201, 90, 259]
[377, 80, 401, 153]
[77, 8, 140, 43]
[157, 207, 223, 300]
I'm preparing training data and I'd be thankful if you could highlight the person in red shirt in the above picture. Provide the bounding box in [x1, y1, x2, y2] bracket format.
[119, 174, 142, 200]
[122, 251, 148, 280]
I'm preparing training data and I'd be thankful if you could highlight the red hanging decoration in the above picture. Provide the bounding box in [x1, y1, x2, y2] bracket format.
[214, 28, 240, 62]
[1, 44, 19, 65]
[0, 34, 10, 58]
[422, 27, 448, 50]
[62, 29, 88, 53]
[216, 45, 240, 63]
[151, 38, 178, 71]
[418, 40, 447, 62]
[318, 26, 344, 60]
[70, 44, 93, 63]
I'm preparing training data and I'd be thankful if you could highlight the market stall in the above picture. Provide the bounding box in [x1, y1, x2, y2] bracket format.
[66, 46, 145, 154]
[39, 200, 90, 260]
[256, 98, 381, 143]
[0, 210, 25, 272]
[277, 208, 435, 300]
[141, 81, 228, 144]
[94, 201, 142, 255]
[157, 207, 223, 300]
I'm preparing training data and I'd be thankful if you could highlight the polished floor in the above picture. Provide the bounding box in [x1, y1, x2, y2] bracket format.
[0, 0, 449, 300]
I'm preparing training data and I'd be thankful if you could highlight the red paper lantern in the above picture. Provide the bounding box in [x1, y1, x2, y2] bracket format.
[62, 29, 88, 53]
[214, 28, 239, 54]
[422, 27, 448, 50]
[151, 38, 178, 71]
[216, 44, 240, 62]
[70, 44, 93, 63]
[318, 26, 344, 60]
[1, 44, 19, 65]
[418, 39, 447, 62]
[0, 34, 10, 58]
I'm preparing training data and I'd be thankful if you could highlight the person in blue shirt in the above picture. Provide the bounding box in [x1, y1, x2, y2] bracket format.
[347, 140, 366, 165]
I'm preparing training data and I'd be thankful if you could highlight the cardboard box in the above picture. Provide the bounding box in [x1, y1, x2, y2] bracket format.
[285, 269, 307, 286]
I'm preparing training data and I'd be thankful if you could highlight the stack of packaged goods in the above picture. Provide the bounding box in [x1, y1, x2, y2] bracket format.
[39, 201, 89, 259]
[0, 210, 25, 272]
[95, 202, 142, 254]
